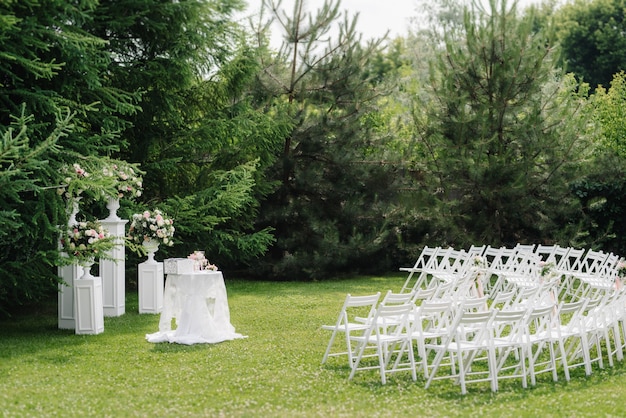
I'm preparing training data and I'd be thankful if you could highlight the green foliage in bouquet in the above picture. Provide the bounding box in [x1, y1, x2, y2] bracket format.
[59, 220, 118, 264]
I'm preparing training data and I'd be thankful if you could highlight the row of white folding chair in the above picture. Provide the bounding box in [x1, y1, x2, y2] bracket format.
[323, 290, 491, 384]
[459, 244, 619, 300]
[323, 290, 612, 389]
[351, 295, 492, 385]
[558, 295, 610, 375]
[423, 301, 551, 394]
[451, 281, 587, 387]
[400, 246, 487, 294]
[400, 244, 538, 295]
[464, 250, 547, 306]
[421, 289, 626, 394]
[320, 288, 440, 373]
[535, 287, 626, 380]
[484, 278, 609, 383]
[421, 294, 614, 394]
[560, 251, 620, 300]
[472, 245, 619, 305]
[581, 286, 626, 369]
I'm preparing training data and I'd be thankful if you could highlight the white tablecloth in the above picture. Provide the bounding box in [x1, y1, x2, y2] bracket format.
[146, 271, 246, 345]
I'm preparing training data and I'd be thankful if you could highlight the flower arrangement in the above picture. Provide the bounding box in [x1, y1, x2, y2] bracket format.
[57, 159, 143, 201]
[60, 220, 117, 263]
[539, 261, 557, 279]
[57, 163, 91, 199]
[127, 209, 175, 247]
[188, 251, 218, 271]
[473, 255, 486, 268]
[617, 259, 626, 279]
[102, 160, 143, 200]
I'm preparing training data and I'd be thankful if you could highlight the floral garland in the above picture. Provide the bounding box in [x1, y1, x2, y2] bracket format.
[127, 209, 175, 248]
[60, 220, 117, 263]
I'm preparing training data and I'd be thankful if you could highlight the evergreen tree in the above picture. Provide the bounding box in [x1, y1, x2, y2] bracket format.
[0, 0, 137, 312]
[86, 0, 286, 265]
[411, 0, 592, 247]
[250, 0, 406, 279]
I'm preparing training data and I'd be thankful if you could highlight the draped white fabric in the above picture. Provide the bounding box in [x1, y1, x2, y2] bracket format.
[146, 271, 246, 345]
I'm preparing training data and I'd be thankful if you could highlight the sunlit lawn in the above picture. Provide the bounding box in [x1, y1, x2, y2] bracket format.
[1, 273, 625, 417]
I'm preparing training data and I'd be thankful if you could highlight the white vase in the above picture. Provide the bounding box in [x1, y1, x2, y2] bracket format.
[142, 240, 159, 264]
[105, 197, 121, 221]
[68, 197, 82, 227]
[80, 259, 95, 280]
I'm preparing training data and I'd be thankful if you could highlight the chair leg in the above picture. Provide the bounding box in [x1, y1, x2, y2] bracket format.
[557, 339, 571, 381]
[321, 330, 338, 364]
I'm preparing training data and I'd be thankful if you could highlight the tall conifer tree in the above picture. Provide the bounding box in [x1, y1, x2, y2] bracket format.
[412, 0, 592, 246]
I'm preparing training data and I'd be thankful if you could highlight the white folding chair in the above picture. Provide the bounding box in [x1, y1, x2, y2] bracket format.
[411, 286, 437, 304]
[380, 289, 415, 306]
[489, 289, 517, 311]
[349, 303, 417, 384]
[535, 244, 569, 269]
[499, 250, 542, 291]
[514, 243, 536, 254]
[410, 299, 455, 380]
[425, 307, 499, 394]
[523, 304, 561, 386]
[355, 290, 415, 327]
[609, 286, 626, 364]
[554, 247, 585, 300]
[566, 296, 605, 375]
[550, 299, 588, 381]
[491, 308, 529, 390]
[568, 250, 612, 299]
[399, 246, 440, 293]
[574, 252, 620, 300]
[585, 287, 625, 367]
[484, 247, 517, 295]
[321, 292, 381, 366]
[428, 249, 472, 284]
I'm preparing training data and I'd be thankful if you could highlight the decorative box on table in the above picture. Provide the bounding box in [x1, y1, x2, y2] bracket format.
[164, 258, 195, 275]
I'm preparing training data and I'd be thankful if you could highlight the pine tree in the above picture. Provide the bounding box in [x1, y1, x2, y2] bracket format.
[412, 0, 592, 246]
[0, 0, 138, 312]
[250, 0, 406, 279]
[86, 0, 285, 265]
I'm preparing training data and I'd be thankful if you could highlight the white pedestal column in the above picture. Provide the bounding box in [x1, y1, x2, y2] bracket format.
[100, 204, 128, 317]
[138, 260, 164, 314]
[58, 262, 80, 329]
[74, 274, 105, 335]
[58, 197, 81, 330]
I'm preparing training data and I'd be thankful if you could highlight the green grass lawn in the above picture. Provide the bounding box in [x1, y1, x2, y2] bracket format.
[1, 273, 625, 417]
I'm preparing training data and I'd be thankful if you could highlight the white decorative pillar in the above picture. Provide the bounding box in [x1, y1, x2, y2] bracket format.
[58, 197, 80, 330]
[74, 262, 105, 335]
[100, 198, 128, 317]
[138, 259, 164, 314]
[58, 262, 80, 329]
